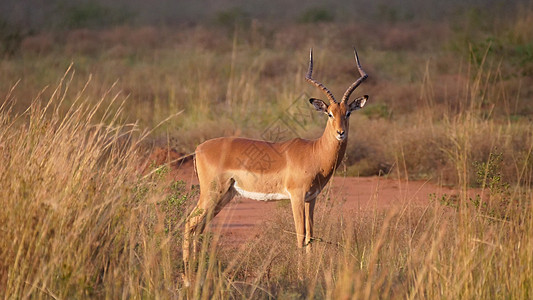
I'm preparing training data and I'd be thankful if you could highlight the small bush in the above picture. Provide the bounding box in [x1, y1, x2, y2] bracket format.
[299, 7, 334, 23]
[361, 103, 391, 119]
[57, 2, 134, 29]
[214, 7, 251, 29]
[0, 19, 24, 56]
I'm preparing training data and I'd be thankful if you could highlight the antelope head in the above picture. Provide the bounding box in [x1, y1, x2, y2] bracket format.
[306, 49, 369, 141]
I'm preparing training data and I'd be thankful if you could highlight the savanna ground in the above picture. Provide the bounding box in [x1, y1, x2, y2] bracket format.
[1, 1, 533, 298]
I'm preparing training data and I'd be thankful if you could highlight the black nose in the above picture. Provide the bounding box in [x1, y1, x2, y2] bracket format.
[337, 130, 345, 136]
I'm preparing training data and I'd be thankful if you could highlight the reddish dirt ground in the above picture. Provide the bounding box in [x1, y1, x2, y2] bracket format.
[148, 147, 457, 245]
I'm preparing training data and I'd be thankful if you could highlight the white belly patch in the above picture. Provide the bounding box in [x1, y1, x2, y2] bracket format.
[233, 182, 289, 201]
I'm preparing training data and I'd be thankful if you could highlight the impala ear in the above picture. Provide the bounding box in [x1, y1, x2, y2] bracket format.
[309, 98, 328, 113]
[348, 95, 368, 112]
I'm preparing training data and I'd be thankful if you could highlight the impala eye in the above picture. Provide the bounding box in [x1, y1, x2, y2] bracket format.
[346, 111, 351, 118]
[327, 112, 333, 118]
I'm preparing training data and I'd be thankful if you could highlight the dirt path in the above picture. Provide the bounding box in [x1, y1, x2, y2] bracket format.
[149, 148, 455, 245]
[210, 176, 454, 245]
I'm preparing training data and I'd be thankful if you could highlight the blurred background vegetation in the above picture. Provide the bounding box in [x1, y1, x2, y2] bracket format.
[0, 0, 528, 29]
[1, 0, 532, 184]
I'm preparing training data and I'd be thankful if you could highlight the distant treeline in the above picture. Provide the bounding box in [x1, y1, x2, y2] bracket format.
[0, 0, 529, 30]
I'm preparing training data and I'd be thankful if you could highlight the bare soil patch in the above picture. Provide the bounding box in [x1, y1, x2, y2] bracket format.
[147, 147, 455, 245]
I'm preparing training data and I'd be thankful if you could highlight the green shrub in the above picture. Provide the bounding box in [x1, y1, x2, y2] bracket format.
[57, 2, 133, 29]
[214, 7, 251, 29]
[299, 7, 334, 23]
[0, 19, 24, 56]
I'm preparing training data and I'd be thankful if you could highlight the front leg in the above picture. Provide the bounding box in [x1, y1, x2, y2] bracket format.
[304, 197, 316, 253]
[290, 190, 306, 248]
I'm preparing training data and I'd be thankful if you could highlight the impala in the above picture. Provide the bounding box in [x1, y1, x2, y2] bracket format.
[183, 49, 368, 283]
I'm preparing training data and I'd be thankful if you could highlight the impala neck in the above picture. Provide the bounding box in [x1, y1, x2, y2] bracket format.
[315, 121, 347, 175]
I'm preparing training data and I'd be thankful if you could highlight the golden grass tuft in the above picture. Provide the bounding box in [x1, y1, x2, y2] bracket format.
[0, 70, 190, 298]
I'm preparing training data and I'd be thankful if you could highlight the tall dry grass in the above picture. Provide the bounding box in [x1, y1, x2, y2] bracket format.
[0, 69, 194, 298]
[1, 7, 532, 299]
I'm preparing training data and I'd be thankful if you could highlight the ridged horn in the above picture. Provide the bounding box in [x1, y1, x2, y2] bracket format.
[341, 47, 368, 103]
[305, 49, 337, 104]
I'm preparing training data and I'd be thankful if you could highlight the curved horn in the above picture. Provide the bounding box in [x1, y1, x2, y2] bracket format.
[341, 47, 368, 103]
[305, 49, 337, 104]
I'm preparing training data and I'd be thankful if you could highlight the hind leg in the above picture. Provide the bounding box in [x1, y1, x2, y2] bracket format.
[182, 177, 235, 286]
[192, 182, 236, 256]
[182, 194, 209, 287]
